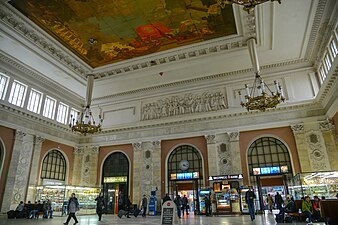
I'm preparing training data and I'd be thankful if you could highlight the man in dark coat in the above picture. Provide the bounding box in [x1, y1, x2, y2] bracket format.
[274, 192, 284, 210]
[141, 195, 148, 217]
[245, 187, 256, 221]
[125, 196, 131, 218]
[95, 192, 105, 221]
[162, 193, 171, 204]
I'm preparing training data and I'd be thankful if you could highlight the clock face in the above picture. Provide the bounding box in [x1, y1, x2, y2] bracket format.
[179, 160, 189, 171]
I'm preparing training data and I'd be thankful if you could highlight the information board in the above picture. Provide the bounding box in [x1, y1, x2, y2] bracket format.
[161, 200, 177, 225]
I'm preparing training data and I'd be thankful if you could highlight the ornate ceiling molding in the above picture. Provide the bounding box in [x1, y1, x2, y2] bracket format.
[93, 58, 308, 103]
[304, 0, 329, 62]
[0, 2, 256, 78]
[0, 3, 89, 75]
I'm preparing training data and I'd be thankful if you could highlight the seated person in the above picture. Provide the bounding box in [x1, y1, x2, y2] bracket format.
[277, 196, 296, 215]
[312, 196, 321, 222]
[15, 201, 25, 218]
[26, 201, 33, 219]
[29, 201, 39, 219]
[302, 196, 313, 223]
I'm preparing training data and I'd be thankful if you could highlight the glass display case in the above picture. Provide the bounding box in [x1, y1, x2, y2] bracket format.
[290, 171, 338, 200]
[240, 188, 249, 213]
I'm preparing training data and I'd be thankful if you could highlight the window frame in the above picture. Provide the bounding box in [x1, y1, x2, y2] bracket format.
[27, 88, 43, 114]
[42, 95, 57, 119]
[8, 80, 27, 107]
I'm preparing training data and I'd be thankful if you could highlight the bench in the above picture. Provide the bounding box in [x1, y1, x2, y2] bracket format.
[320, 200, 338, 225]
[286, 200, 306, 221]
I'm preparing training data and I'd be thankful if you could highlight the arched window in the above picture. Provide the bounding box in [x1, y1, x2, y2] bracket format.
[247, 137, 292, 175]
[168, 145, 202, 175]
[41, 150, 66, 181]
[103, 152, 129, 178]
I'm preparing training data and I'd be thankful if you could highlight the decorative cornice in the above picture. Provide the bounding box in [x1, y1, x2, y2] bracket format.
[0, 4, 89, 75]
[93, 59, 308, 102]
[100, 102, 322, 134]
[304, 0, 328, 61]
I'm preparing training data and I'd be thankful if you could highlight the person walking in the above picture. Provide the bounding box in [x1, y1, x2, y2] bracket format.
[141, 195, 148, 217]
[205, 194, 211, 216]
[267, 194, 274, 212]
[245, 186, 256, 221]
[63, 193, 79, 225]
[118, 191, 124, 211]
[181, 195, 189, 216]
[274, 192, 284, 211]
[95, 192, 105, 221]
[174, 194, 182, 219]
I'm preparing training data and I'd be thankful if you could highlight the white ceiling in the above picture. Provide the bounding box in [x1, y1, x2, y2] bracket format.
[0, 0, 328, 102]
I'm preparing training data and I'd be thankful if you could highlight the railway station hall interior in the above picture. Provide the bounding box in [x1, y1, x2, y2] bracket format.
[0, 0, 338, 222]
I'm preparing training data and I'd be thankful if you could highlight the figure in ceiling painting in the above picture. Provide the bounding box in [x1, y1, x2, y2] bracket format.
[10, 0, 236, 68]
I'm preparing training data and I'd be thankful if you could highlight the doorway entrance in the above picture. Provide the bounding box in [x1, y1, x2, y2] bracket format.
[167, 145, 203, 214]
[102, 152, 129, 214]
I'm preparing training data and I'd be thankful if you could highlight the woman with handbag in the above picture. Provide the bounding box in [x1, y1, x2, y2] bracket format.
[95, 192, 105, 221]
[63, 193, 79, 225]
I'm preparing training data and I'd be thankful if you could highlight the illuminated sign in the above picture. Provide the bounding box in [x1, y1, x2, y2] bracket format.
[42, 179, 65, 186]
[208, 174, 243, 181]
[104, 176, 127, 183]
[253, 166, 288, 175]
[170, 172, 200, 180]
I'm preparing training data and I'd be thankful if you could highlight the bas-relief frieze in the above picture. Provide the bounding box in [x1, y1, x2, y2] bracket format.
[141, 91, 228, 121]
[305, 131, 330, 171]
[217, 143, 231, 175]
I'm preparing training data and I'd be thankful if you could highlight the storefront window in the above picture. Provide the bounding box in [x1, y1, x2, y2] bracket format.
[290, 171, 338, 200]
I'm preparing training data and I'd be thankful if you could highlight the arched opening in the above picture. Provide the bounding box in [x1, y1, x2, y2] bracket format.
[41, 150, 67, 181]
[0, 140, 4, 178]
[102, 152, 129, 214]
[247, 137, 293, 212]
[167, 145, 203, 214]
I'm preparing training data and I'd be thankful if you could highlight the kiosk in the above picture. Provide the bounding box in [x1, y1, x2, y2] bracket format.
[149, 190, 157, 215]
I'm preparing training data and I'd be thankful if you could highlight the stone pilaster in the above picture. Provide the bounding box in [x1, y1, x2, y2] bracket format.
[2, 131, 34, 211]
[151, 140, 162, 210]
[26, 136, 45, 202]
[319, 120, 338, 170]
[215, 134, 231, 175]
[228, 132, 242, 174]
[132, 142, 142, 205]
[72, 146, 84, 185]
[79, 146, 99, 186]
[291, 123, 312, 172]
[205, 135, 218, 176]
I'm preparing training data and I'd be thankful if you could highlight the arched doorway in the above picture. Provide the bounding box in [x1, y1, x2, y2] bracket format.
[102, 152, 129, 214]
[247, 137, 293, 212]
[167, 145, 203, 214]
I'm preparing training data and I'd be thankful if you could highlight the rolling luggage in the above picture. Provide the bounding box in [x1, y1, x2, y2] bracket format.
[133, 208, 140, 217]
[118, 210, 125, 218]
[7, 210, 15, 219]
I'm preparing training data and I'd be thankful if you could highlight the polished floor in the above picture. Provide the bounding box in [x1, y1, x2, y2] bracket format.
[0, 213, 325, 225]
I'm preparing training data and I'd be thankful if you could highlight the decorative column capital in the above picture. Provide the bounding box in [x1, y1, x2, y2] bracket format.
[34, 136, 45, 145]
[152, 140, 161, 149]
[291, 123, 304, 134]
[228, 132, 239, 141]
[90, 146, 100, 153]
[74, 146, 84, 154]
[205, 135, 216, 144]
[132, 142, 142, 151]
[15, 130, 26, 141]
[319, 120, 333, 131]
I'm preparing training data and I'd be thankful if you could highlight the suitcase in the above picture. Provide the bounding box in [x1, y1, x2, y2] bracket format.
[118, 210, 125, 218]
[275, 214, 284, 223]
[133, 208, 140, 217]
[7, 210, 15, 219]
[284, 215, 293, 223]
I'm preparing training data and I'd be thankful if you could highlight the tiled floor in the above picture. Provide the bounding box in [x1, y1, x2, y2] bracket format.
[0, 212, 326, 225]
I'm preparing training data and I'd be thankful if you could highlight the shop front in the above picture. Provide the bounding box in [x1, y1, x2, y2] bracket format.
[208, 174, 243, 214]
[290, 171, 338, 200]
[36, 179, 100, 216]
[102, 176, 128, 214]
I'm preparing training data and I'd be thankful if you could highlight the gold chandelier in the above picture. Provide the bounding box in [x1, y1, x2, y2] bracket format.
[69, 74, 103, 135]
[217, 0, 281, 13]
[239, 38, 285, 112]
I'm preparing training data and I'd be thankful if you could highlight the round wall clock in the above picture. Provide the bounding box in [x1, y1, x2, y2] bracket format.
[179, 159, 190, 171]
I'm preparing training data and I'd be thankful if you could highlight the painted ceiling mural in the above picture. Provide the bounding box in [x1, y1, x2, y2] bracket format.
[10, 0, 237, 68]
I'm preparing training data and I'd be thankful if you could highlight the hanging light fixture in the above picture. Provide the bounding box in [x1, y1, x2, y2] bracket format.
[217, 0, 281, 13]
[238, 38, 285, 112]
[69, 74, 103, 135]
